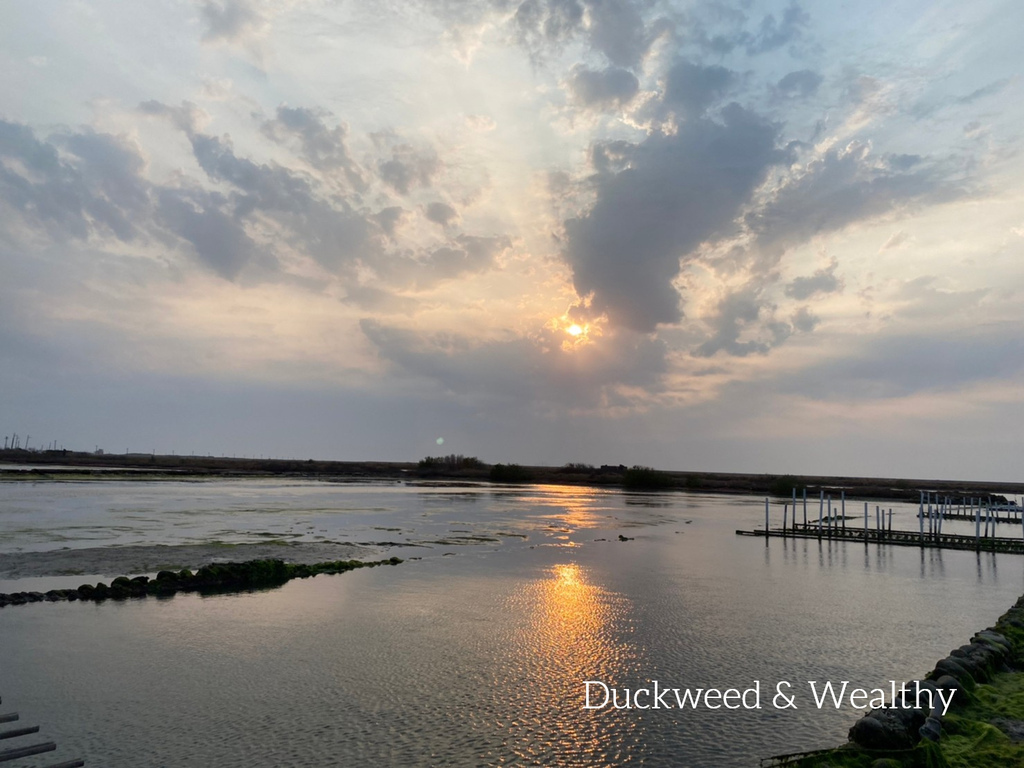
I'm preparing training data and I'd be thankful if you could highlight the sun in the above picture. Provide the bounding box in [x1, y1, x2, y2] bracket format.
[566, 324, 584, 337]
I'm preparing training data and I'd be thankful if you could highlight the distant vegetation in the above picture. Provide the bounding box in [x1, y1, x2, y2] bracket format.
[622, 465, 676, 490]
[489, 463, 534, 483]
[770, 474, 799, 497]
[418, 454, 485, 471]
[558, 462, 595, 473]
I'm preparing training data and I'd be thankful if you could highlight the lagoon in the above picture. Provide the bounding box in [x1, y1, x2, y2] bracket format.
[2, 480, 1022, 766]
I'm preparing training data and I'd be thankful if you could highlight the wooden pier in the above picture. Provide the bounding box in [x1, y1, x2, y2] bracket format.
[737, 491, 1024, 555]
[0, 697, 83, 767]
[737, 525, 1024, 555]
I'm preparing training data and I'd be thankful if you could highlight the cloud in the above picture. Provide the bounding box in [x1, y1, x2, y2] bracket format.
[771, 328, 1024, 402]
[774, 69, 822, 99]
[424, 201, 459, 227]
[509, 0, 656, 67]
[566, 66, 639, 110]
[376, 234, 510, 288]
[879, 230, 909, 252]
[261, 106, 366, 191]
[199, 0, 266, 44]
[155, 187, 266, 279]
[744, 1, 809, 55]
[792, 306, 818, 332]
[360, 318, 667, 408]
[785, 257, 842, 299]
[563, 104, 783, 332]
[584, 0, 650, 67]
[0, 120, 149, 243]
[662, 60, 735, 117]
[377, 145, 441, 195]
[747, 142, 962, 263]
[694, 285, 792, 358]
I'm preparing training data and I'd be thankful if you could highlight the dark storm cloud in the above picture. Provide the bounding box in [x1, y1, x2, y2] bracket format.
[564, 104, 783, 332]
[785, 257, 842, 300]
[360, 318, 667, 407]
[567, 66, 639, 110]
[260, 106, 366, 191]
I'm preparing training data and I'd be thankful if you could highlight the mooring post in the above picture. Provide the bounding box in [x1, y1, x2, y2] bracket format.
[888, 508, 892, 532]
[792, 487, 797, 528]
[876, 505, 881, 541]
[976, 501, 981, 546]
[841, 490, 846, 531]
[817, 489, 823, 540]
[827, 494, 833, 538]
[783, 503, 788, 535]
[864, 501, 868, 542]
[919, 491, 924, 542]
[765, 497, 769, 533]
[803, 487, 807, 528]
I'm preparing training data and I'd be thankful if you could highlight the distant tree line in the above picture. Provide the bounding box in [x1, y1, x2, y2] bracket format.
[418, 454, 485, 470]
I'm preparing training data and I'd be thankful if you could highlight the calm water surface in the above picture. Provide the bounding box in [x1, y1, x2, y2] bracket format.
[2, 480, 1023, 767]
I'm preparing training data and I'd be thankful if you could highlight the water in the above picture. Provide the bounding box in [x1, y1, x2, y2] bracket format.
[1, 480, 1022, 767]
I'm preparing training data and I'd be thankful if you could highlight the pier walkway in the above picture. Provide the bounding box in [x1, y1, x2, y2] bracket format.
[737, 524, 1024, 555]
[0, 697, 83, 767]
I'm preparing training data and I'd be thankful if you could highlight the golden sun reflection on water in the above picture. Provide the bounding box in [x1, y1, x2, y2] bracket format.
[499, 562, 642, 765]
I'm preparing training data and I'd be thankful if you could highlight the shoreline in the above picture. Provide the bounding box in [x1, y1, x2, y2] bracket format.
[2, 451, 1022, 503]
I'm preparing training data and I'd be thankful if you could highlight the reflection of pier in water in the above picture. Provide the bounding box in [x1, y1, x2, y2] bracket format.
[737, 488, 1024, 556]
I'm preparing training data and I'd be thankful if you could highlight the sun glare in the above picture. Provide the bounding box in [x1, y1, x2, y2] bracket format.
[567, 324, 583, 337]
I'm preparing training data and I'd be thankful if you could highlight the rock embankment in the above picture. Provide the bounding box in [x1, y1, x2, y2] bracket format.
[0, 557, 403, 608]
[781, 595, 1024, 767]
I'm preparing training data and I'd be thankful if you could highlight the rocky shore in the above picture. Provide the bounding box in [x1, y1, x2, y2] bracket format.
[0, 556, 403, 608]
[780, 595, 1024, 767]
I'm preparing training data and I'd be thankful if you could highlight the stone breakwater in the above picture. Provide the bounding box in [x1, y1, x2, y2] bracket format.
[784, 594, 1024, 767]
[0, 557, 403, 608]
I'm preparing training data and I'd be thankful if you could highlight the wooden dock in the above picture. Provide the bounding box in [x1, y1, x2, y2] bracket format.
[0, 697, 83, 767]
[737, 525, 1024, 555]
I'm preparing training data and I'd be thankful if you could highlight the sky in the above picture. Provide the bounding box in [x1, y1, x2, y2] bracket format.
[1, 0, 1023, 481]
